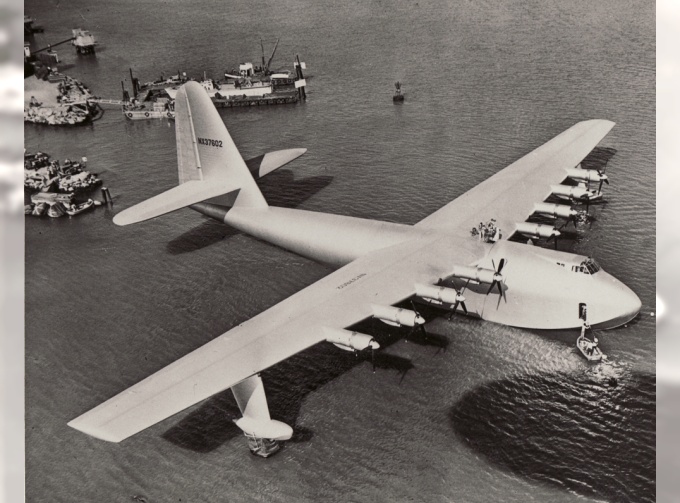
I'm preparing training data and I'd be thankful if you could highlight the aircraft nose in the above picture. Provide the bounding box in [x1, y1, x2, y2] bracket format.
[594, 273, 642, 328]
[621, 286, 642, 322]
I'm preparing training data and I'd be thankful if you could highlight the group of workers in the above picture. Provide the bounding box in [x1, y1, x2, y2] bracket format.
[471, 220, 501, 243]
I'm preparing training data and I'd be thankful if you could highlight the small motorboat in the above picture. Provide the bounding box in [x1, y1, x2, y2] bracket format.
[65, 199, 94, 216]
[576, 334, 605, 362]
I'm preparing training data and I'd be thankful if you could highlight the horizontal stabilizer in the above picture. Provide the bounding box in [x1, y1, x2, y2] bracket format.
[244, 148, 307, 179]
[113, 179, 241, 226]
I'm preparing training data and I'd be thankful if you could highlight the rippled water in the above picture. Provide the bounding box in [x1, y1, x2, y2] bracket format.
[25, 0, 654, 501]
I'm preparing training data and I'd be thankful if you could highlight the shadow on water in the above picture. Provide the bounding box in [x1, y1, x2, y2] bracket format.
[166, 218, 240, 255]
[257, 170, 333, 209]
[449, 370, 655, 503]
[165, 171, 333, 254]
[581, 147, 617, 171]
[161, 315, 434, 453]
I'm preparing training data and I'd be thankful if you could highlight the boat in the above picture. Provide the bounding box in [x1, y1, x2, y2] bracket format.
[123, 99, 174, 120]
[72, 29, 96, 54]
[576, 334, 604, 361]
[32, 202, 48, 216]
[164, 77, 273, 100]
[140, 41, 305, 107]
[47, 202, 67, 218]
[65, 199, 94, 216]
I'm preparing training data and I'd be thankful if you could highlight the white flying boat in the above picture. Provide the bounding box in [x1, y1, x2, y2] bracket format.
[68, 81, 641, 457]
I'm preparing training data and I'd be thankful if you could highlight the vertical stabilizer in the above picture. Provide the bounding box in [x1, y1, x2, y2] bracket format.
[174, 81, 268, 209]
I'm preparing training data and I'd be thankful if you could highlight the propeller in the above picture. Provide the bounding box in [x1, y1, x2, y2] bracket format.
[368, 339, 379, 372]
[449, 280, 469, 320]
[367, 318, 382, 372]
[486, 259, 506, 297]
[597, 173, 609, 193]
[406, 301, 427, 342]
[547, 230, 560, 250]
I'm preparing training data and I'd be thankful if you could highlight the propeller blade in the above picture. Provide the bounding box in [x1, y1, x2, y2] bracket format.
[598, 179, 603, 193]
[450, 301, 459, 320]
[461, 301, 468, 315]
[410, 300, 421, 320]
[496, 280, 503, 296]
[486, 281, 496, 295]
[496, 258, 505, 274]
[372, 345, 375, 373]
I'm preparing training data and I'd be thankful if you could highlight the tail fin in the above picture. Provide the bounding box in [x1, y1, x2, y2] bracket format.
[114, 82, 267, 226]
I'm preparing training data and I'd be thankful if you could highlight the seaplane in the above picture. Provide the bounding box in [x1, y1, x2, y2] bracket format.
[68, 81, 641, 457]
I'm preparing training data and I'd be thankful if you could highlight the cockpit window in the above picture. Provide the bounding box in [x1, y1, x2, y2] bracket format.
[571, 257, 602, 274]
[571, 257, 600, 275]
[583, 257, 601, 274]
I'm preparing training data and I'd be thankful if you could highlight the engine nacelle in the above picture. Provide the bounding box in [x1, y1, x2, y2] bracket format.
[515, 222, 560, 239]
[371, 304, 424, 327]
[533, 202, 577, 219]
[550, 184, 591, 200]
[451, 265, 496, 285]
[324, 327, 379, 351]
[414, 283, 462, 305]
[565, 168, 607, 183]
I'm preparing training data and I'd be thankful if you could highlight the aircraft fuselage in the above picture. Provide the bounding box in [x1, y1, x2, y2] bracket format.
[191, 203, 640, 330]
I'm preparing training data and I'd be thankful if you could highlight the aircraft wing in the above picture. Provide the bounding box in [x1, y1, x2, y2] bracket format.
[415, 120, 615, 237]
[68, 232, 457, 443]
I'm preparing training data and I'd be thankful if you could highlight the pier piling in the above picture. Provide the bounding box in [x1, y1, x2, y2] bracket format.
[101, 187, 112, 204]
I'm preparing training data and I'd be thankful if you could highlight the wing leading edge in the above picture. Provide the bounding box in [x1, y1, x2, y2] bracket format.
[416, 119, 615, 237]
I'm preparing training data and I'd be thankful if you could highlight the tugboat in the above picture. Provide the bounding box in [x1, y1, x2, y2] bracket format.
[72, 29, 96, 55]
[393, 81, 404, 102]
